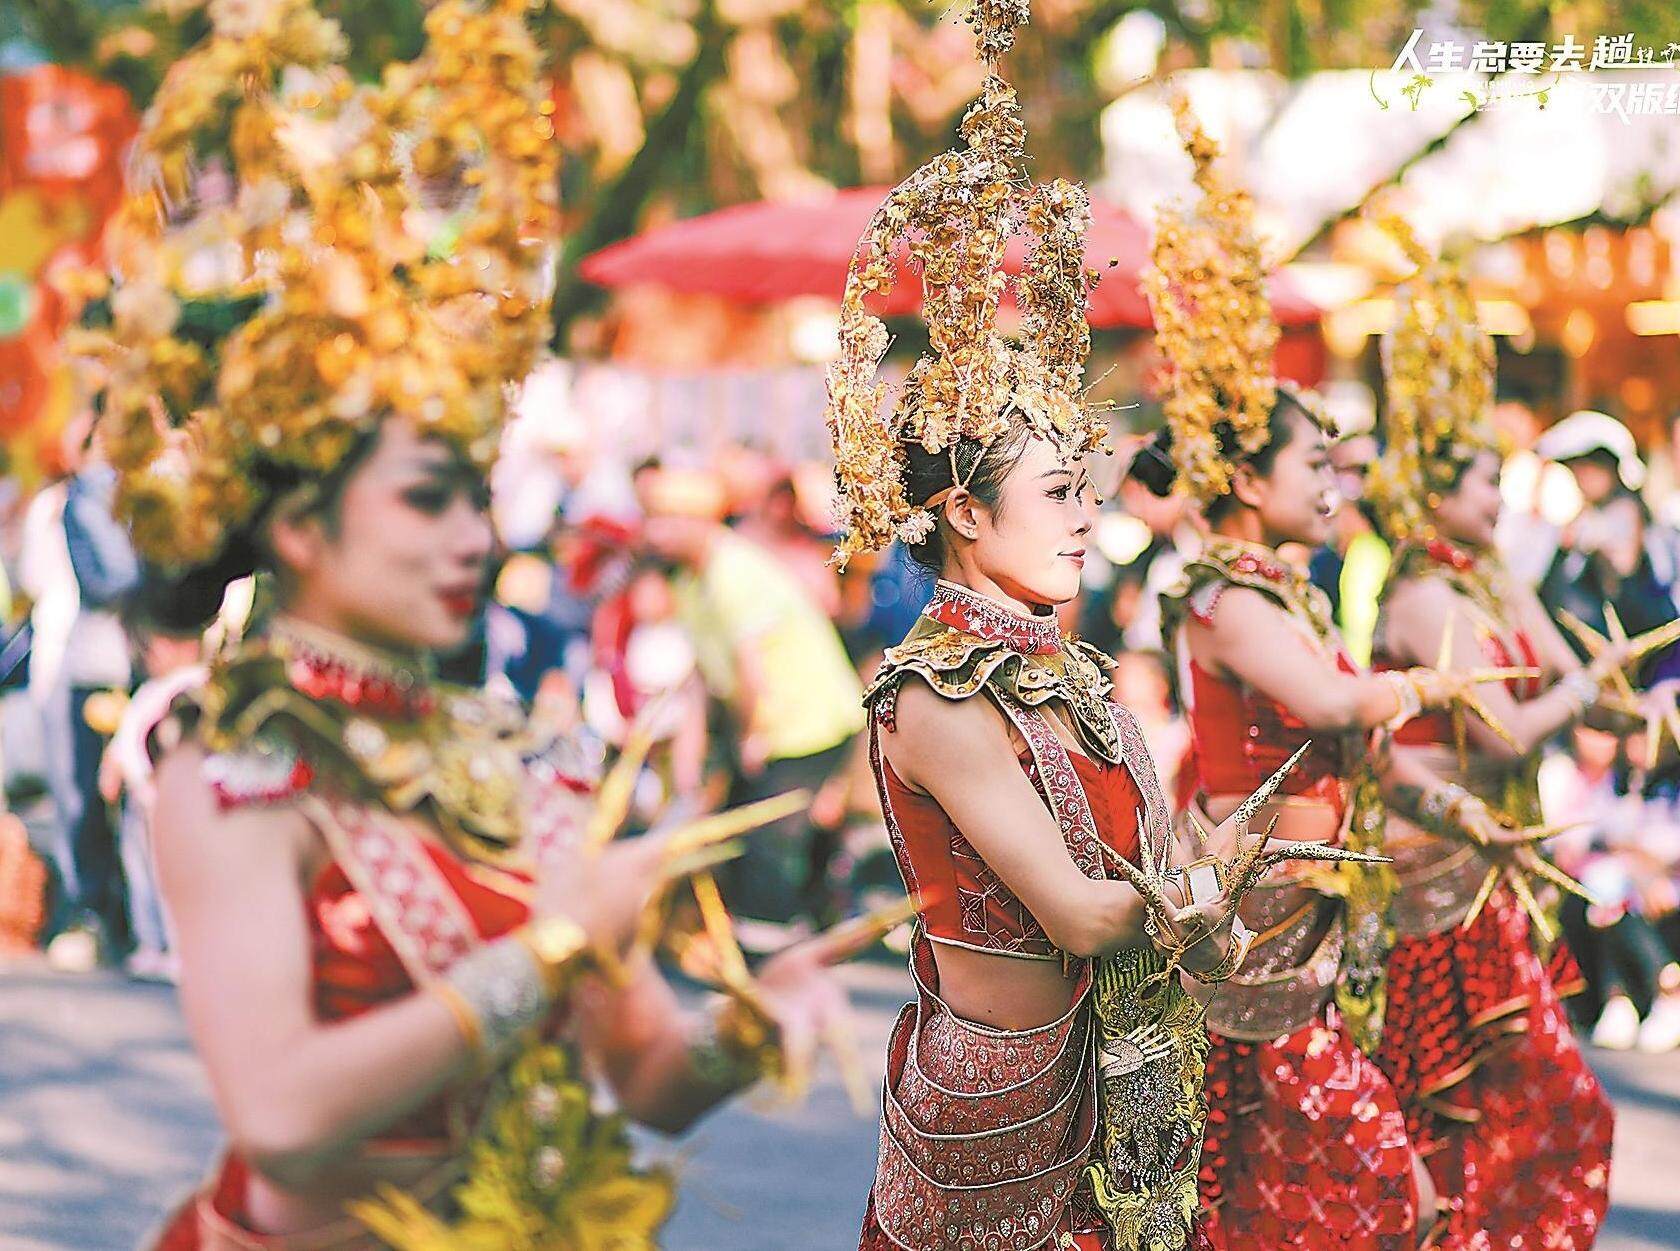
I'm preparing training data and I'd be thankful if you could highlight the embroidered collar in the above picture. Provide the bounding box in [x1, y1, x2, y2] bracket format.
[1424, 537, 1478, 573]
[871, 587, 1119, 762]
[922, 580, 1063, 656]
[1197, 537, 1337, 642]
[188, 617, 586, 864]
[1204, 537, 1292, 584]
[268, 615, 437, 720]
[1392, 539, 1505, 630]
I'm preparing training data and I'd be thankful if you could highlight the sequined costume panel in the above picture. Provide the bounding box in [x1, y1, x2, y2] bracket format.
[1375, 891, 1612, 1250]
[1199, 1012, 1419, 1251]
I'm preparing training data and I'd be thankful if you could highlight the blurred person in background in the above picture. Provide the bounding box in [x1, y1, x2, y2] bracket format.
[584, 563, 710, 815]
[0, 536, 48, 957]
[1076, 563, 1148, 660]
[852, 539, 930, 655]
[1538, 410, 1680, 677]
[1100, 473, 1198, 653]
[19, 413, 137, 969]
[98, 591, 208, 983]
[1307, 429, 1390, 667]
[1542, 721, 1680, 1052]
[1108, 650, 1189, 801]
[736, 468, 842, 620]
[637, 464, 865, 950]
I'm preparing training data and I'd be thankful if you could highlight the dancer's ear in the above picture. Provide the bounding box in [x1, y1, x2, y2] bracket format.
[942, 487, 982, 541]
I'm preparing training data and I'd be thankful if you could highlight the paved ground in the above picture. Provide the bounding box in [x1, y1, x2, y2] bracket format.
[2, 956, 1677, 1251]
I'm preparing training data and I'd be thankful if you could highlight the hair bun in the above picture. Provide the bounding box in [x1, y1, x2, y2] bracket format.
[130, 538, 259, 635]
[1128, 427, 1179, 498]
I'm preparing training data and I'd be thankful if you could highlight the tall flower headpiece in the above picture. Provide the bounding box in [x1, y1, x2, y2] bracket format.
[1366, 214, 1499, 543]
[1142, 97, 1283, 505]
[823, 0, 1108, 568]
[74, 0, 559, 570]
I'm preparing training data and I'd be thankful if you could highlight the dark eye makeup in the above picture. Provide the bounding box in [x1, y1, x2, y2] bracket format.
[400, 464, 490, 515]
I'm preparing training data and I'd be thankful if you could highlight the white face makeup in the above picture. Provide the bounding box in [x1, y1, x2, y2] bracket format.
[959, 434, 1098, 610]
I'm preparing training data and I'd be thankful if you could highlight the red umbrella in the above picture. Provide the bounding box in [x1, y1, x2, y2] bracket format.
[578, 185, 1321, 328]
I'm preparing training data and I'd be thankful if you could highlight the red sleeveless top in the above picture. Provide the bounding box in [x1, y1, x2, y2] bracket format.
[879, 748, 1142, 957]
[1184, 655, 1359, 808]
[1179, 573, 1361, 813]
[307, 841, 531, 1141]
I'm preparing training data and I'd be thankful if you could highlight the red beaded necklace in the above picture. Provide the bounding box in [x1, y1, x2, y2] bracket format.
[269, 617, 437, 719]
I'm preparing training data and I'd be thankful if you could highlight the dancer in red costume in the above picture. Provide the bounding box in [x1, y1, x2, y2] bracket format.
[1131, 104, 1485, 1251]
[85, 4, 853, 1246]
[825, 8, 1275, 1247]
[1366, 219, 1621, 1249]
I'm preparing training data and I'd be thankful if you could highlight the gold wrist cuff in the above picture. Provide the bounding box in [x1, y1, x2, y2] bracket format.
[513, 916, 593, 999]
[431, 981, 484, 1054]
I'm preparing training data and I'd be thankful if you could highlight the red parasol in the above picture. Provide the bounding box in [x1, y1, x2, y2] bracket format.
[578, 185, 1321, 328]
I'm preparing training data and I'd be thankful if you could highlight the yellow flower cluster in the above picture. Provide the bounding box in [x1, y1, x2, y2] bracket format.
[351, 1041, 675, 1251]
[1142, 96, 1279, 505]
[825, 2, 1107, 567]
[80, 0, 559, 570]
[1366, 215, 1498, 543]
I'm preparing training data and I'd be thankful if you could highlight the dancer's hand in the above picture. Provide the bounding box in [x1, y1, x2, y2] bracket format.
[533, 833, 672, 961]
[754, 953, 850, 1090]
[1446, 796, 1504, 847]
[1167, 891, 1237, 972]
[751, 925, 868, 1104]
[1403, 666, 1459, 712]
[1586, 637, 1635, 686]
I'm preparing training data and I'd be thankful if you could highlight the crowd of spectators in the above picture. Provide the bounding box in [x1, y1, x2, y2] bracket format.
[4, 398, 1680, 1058]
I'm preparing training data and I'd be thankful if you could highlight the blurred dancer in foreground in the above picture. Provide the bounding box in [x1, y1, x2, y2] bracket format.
[81, 4, 850, 1247]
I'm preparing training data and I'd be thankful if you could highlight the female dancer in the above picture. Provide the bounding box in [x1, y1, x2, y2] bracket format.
[822, 11, 1346, 1247]
[88, 4, 849, 1247]
[1132, 104, 1475, 1251]
[1366, 222, 1618, 1247]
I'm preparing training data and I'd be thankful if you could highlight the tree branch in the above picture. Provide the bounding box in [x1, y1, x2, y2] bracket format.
[15, 0, 101, 66]
[548, 0, 727, 350]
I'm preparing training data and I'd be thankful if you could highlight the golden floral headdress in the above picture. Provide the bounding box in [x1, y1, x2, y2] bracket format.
[1142, 97, 1282, 505]
[1366, 215, 1498, 543]
[73, 0, 558, 570]
[823, 0, 1107, 568]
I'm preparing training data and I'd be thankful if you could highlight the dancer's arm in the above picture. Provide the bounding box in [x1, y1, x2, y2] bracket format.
[1377, 740, 1518, 847]
[573, 933, 853, 1134]
[153, 746, 657, 1189]
[887, 680, 1175, 958]
[1190, 587, 1414, 731]
[1384, 578, 1625, 759]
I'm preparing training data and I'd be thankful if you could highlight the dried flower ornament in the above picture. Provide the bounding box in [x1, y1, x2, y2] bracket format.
[1142, 96, 1282, 505]
[1365, 215, 1500, 543]
[824, 0, 1108, 568]
[79, 0, 559, 570]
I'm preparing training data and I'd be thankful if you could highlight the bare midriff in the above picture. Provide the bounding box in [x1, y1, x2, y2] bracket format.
[246, 1151, 455, 1236]
[929, 942, 1087, 1031]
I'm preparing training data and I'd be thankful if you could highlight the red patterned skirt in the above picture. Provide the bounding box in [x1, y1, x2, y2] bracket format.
[859, 1195, 1216, 1251]
[1199, 1007, 1421, 1251]
[1375, 889, 1612, 1250]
